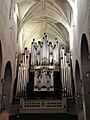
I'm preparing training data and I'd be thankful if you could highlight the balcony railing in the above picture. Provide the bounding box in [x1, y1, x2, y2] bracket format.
[20, 99, 67, 109]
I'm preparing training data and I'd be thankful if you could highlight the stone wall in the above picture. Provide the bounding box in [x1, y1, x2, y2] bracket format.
[72, 0, 90, 120]
[0, 0, 17, 109]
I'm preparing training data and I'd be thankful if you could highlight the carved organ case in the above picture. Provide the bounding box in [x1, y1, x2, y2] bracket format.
[15, 34, 73, 99]
[30, 35, 60, 92]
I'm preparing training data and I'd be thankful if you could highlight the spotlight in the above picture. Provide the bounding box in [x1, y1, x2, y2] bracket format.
[77, 94, 80, 98]
[16, 116, 20, 119]
[86, 71, 90, 77]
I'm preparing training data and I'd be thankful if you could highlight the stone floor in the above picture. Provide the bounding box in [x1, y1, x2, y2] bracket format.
[9, 113, 78, 120]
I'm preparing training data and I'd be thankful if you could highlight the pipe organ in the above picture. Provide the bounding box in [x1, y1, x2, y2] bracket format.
[15, 34, 73, 99]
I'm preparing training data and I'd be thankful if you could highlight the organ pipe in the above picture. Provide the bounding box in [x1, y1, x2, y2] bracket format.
[16, 48, 30, 97]
[60, 47, 72, 97]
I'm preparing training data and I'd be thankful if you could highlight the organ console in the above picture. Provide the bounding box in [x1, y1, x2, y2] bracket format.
[15, 34, 73, 100]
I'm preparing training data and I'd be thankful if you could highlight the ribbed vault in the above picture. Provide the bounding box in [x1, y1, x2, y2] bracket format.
[15, 0, 73, 52]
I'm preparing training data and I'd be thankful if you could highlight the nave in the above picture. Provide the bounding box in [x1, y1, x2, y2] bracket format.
[0, 0, 90, 120]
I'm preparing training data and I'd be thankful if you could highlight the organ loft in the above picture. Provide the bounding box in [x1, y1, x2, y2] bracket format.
[12, 33, 75, 114]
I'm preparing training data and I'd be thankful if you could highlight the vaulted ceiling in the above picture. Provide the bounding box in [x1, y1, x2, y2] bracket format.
[15, 0, 73, 52]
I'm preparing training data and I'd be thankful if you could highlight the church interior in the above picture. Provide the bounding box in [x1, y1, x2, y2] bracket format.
[0, 0, 90, 120]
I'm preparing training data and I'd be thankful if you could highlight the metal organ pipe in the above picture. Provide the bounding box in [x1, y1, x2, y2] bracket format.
[53, 45, 56, 65]
[19, 67, 22, 94]
[31, 42, 34, 65]
[23, 67, 26, 92]
[67, 53, 72, 96]
[22, 68, 24, 93]
[53, 40, 59, 65]
[42, 37, 46, 64]
[64, 53, 67, 93]
[60, 47, 65, 95]
[60, 47, 72, 97]
[24, 48, 30, 68]
[61, 57, 64, 92]
[16, 48, 30, 97]
[24, 49, 27, 65]
[31, 39, 37, 65]
[67, 65, 70, 94]
[49, 43, 53, 65]
[17, 65, 22, 96]
[45, 36, 49, 65]
[66, 63, 68, 95]
[37, 42, 41, 65]
[16, 66, 21, 95]
[22, 53, 25, 65]
[15, 52, 18, 75]
[50, 71, 53, 87]
[46, 40, 49, 65]
[40, 42, 42, 65]
[56, 41, 59, 65]
[23, 67, 28, 93]
[34, 43, 37, 65]
[68, 65, 72, 95]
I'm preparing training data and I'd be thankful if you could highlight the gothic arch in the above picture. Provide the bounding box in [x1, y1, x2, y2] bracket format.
[81, 33, 89, 72]
[1, 61, 12, 112]
[81, 33, 90, 120]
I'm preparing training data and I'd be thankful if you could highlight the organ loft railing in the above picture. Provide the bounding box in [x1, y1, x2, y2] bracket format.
[13, 33, 75, 112]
